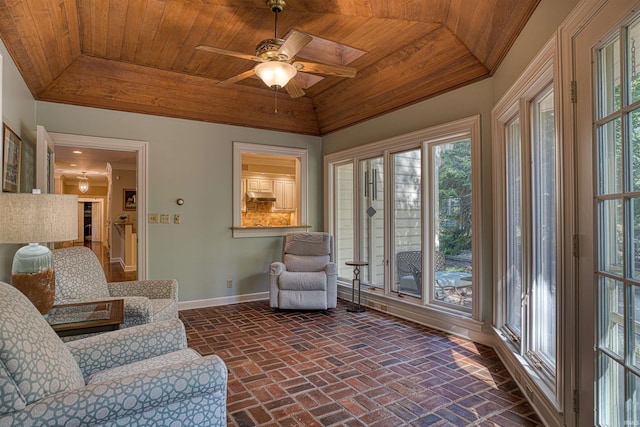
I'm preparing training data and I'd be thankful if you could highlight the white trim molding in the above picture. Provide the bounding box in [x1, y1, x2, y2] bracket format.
[178, 292, 269, 311]
[49, 132, 149, 279]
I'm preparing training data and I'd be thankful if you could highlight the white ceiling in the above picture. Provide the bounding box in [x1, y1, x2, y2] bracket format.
[54, 146, 136, 184]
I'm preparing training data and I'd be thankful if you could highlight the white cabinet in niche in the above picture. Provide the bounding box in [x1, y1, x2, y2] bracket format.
[274, 179, 296, 211]
[246, 178, 273, 193]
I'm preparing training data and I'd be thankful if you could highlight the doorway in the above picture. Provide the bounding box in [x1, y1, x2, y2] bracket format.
[50, 132, 148, 279]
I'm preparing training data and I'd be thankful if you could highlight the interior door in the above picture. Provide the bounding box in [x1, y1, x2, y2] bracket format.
[91, 201, 102, 242]
[36, 125, 54, 193]
[75, 203, 83, 244]
[575, 1, 640, 424]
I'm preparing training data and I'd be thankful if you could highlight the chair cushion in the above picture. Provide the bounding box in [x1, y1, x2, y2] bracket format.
[284, 232, 331, 256]
[0, 282, 84, 412]
[284, 254, 330, 272]
[86, 349, 201, 385]
[53, 247, 110, 302]
[278, 271, 327, 291]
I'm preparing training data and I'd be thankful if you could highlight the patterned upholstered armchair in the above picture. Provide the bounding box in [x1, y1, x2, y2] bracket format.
[53, 246, 178, 328]
[0, 281, 227, 426]
[270, 232, 337, 310]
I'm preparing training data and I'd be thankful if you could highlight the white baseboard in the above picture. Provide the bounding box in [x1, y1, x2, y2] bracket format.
[178, 292, 269, 311]
[113, 257, 136, 272]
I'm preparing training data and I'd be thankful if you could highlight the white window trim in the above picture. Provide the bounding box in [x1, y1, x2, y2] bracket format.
[232, 142, 308, 238]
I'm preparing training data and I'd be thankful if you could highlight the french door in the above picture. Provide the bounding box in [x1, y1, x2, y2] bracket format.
[576, 1, 640, 424]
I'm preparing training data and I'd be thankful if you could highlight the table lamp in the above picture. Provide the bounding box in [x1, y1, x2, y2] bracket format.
[0, 192, 78, 314]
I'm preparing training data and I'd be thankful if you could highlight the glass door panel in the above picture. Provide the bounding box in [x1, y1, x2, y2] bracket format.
[334, 162, 354, 281]
[431, 140, 473, 309]
[360, 157, 384, 288]
[595, 22, 640, 423]
[391, 149, 422, 297]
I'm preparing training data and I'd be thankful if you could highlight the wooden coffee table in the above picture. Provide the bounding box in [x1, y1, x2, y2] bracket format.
[47, 299, 124, 338]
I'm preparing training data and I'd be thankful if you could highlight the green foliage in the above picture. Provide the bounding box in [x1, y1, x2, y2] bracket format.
[437, 140, 472, 256]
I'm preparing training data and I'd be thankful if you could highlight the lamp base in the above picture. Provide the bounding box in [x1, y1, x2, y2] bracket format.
[11, 243, 56, 315]
[12, 270, 55, 314]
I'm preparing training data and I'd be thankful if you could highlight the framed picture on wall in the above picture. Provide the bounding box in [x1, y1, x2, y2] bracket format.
[2, 124, 22, 193]
[123, 189, 137, 210]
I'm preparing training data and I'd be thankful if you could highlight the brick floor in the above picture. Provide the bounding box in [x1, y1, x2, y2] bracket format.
[180, 300, 542, 426]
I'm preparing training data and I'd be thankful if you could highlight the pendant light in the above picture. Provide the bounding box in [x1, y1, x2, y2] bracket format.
[78, 172, 89, 194]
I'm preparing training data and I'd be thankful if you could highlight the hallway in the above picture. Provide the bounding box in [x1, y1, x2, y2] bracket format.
[84, 241, 136, 282]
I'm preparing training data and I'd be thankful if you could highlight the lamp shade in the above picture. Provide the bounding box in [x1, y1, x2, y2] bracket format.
[255, 61, 297, 89]
[0, 193, 78, 244]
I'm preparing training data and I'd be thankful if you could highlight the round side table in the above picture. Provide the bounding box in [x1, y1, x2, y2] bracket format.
[345, 261, 368, 313]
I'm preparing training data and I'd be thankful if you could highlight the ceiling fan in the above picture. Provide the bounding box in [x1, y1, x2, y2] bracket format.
[196, 0, 357, 99]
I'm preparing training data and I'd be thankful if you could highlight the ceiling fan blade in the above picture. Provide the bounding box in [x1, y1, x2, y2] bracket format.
[196, 45, 261, 62]
[216, 69, 256, 88]
[285, 78, 305, 98]
[293, 61, 357, 78]
[278, 31, 313, 59]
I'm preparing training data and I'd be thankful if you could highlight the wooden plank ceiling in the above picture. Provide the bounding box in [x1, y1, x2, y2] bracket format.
[0, 0, 539, 136]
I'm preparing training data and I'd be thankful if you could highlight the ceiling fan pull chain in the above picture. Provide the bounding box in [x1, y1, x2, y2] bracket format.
[274, 88, 278, 114]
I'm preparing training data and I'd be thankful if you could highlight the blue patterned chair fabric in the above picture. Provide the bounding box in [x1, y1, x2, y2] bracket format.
[0, 281, 227, 426]
[53, 246, 178, 328]
[270, 232, 337, 310]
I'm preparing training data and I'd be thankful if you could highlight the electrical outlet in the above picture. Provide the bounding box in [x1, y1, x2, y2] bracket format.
[226, 279, 232, 288]
[174, 214, 181, 224]
[160, 214, 170, 224]
[148, 213, 159, 223]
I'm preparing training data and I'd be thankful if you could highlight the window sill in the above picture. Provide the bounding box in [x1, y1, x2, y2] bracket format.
[231, 225, 312, 238]
[491, 326, 562, 426]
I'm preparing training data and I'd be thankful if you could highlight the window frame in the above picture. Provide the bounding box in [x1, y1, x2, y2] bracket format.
[492, 37, 563, 404]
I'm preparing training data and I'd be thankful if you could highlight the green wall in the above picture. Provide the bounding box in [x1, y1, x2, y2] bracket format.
[35, 103, 321, 303]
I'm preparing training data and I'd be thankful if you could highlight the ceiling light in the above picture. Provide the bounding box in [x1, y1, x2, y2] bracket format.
[254, 61, 297, 89]
[79, 172, 89, 194]
[73, 150, 82, 154]
[70, 163, 77, 167]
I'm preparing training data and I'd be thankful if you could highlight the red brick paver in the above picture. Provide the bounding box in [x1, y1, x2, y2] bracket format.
[180, 301, 542, 426]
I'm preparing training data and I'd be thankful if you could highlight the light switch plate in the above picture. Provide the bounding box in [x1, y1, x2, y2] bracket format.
[160, 214, 170, 224]
[148, 213, 159, 223]
[174, 214, 181, 224]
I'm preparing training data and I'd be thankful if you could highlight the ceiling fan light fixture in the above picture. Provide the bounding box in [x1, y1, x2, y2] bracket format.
[255, 61, 296, 90]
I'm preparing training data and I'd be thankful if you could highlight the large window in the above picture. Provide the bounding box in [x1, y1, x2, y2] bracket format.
[492, 39, 560, 399]
[326, 116, 480, 315]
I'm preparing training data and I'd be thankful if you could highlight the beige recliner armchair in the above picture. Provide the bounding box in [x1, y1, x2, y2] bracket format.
[269, 232, 337, 310]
